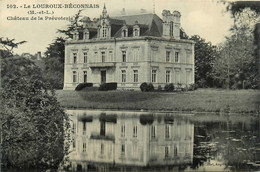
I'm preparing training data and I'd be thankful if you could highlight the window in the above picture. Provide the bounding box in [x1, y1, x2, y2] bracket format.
[72, 122, 76, 133]
[73, 71, 77, 83]
[79, 31, 84, 40]
[83, 142, 86, 152]
[100, 121, 105, 136]
[73, 53, 77, 64]
[72, 138, 76, 149]
[133, 125, 137, 138]
[101, 52, 106, 62]
[122, 51, 126, 62]
[83, 52, 87, 63]
[165, 124, 170, 139]
[123, 30, 127, 37]
[134, 29, 139, 37]
[84, 32, 89, 40]
[83, 71, 87, 83]
[101, 143, 104, 155]
[121, 70, 126, 83]
[166, 70, 170, 83]
[121, 124, 125, 137]
[170, 21, 174, 37]
[165, 146, 169, 158]
[152, 70, 156, 83]
[166, 51, 170, 62]
[174, 146, 178, 156]
[175, 52, 179, 63]
[83, 122, 86, 135]
[121, 144, 125, 156]
[151, 125, 156, 139]
[134, 70, 138, 83]
[102, 26, 107, 37]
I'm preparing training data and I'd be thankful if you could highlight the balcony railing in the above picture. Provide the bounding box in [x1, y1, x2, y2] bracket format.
[88, 62, 116, 68]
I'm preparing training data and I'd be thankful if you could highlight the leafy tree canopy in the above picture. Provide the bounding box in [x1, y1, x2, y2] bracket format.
[0, 39, 70, 170]
[226, 1, 260, 16]
[213, 8, 259, 89]
[190, 35, 218, 87]
[43, 10, 84, 89]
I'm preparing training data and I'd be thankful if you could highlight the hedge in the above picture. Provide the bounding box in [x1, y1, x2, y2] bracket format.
[98, 82, 117, 91]
[75, 83, 93, 91]
[140, 82, 154, 92]
[164, 83, 174, 91]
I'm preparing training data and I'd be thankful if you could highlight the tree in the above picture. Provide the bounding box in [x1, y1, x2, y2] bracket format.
[0, 37, 26, 53]
[57, 9, 84, 38]
[43, 10, 85, 89]
[226, 1, 260, 16]
[0, 39, 70, 170]
[44, 37, 66, 89]
[190, 35, 218, 88]
[214, 8, 259, 89]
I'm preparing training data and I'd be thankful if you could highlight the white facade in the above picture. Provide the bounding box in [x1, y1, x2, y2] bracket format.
[63, 7, 195, 90]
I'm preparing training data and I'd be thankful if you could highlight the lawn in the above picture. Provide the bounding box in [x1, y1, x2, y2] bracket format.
[56, 89, 260, 114]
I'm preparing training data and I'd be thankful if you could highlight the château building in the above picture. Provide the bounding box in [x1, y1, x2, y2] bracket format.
[63, 5, 195, 90]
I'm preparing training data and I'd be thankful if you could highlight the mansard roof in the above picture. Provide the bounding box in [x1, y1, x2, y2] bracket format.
[81, 13, 188, 39]
[82, 13, 164, 38]
[111, 13, 163, 37]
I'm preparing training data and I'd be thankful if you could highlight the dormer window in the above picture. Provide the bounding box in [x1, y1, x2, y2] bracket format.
[122, 29, 128, 37]
[133, 27, 140, 37]
[134, 29, 138, 36]
[83, 29, 89, 40]
[122, 24, 128, 37]
[73, 32, 79, 40]
[133, 20, 140, 37]
[79, 31, 84, 40]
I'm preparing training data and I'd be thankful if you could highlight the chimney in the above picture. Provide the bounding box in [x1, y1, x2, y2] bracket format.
[162, 10, 181, 39]
[140, 9, 146, 13]
[37, 51, 41, 60]
[121, 8, 126, 16]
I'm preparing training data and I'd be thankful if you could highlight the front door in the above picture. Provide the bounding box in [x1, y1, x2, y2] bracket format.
[101, 71, 106, 84]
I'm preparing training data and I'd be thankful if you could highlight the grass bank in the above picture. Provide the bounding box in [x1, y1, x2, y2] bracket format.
[56, 89, 260, 113]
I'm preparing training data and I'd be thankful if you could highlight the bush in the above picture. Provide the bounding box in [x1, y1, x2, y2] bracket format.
[140, 82, 148, 92]
[147, 83, 154, 92]
[98, 82, 117, 91]
[140, 82, 154, 92]
[164, 83, 174, 91]
[188, 83, 198, 91]
[75, 83, 93, 91]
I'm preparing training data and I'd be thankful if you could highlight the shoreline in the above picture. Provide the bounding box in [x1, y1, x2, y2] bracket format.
[56, 89, 260, 114]
[64, 107, 260, 116]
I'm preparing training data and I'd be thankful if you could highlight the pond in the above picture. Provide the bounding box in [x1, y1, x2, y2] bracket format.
[66, 110, 260, 172]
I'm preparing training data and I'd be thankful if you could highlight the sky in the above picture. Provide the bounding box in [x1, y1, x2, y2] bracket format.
[0, 0, 234, 55]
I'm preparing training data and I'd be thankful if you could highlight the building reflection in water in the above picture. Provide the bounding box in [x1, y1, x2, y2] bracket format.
[67, 110, 194, 171]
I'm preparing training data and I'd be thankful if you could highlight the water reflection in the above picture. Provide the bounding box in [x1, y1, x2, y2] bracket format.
[67, 110, 194, 171]
[66, 110, 260, 172]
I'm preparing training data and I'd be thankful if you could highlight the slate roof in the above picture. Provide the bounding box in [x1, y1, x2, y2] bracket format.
[111, 13, 163, 37]
[82, 13, 187, 39]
